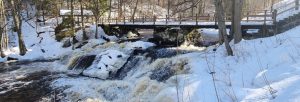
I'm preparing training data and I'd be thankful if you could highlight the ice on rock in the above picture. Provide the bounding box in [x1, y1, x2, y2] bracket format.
[82, 50, 129, 79]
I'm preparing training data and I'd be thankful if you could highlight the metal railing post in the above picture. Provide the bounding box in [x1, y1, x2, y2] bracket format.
[166, 15, 168, 24]
[273, 9, 278, 34]
[264, 10, 267, 25]
[247, 12, 249, 22]
[143, 16, 145, 23]
[196, 13, 198, 25]
[133, 17, 135, 24]
[123, 17, 125, 25]
[179, 14, 182, 25]
[153, 16, 156, 25]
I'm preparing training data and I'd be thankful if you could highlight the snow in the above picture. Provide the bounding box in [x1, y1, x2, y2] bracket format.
[178, 26, 300, 102]
[60, 10, 93, 16]
[83, 50, 129, 79]
[0, 18, 72, 62]
[75, 24, 118, 42]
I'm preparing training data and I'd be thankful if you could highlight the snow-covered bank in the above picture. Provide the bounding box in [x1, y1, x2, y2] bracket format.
[52, 25, 300, 102]
[180, 26, 300, 102]
[0, 19, 71, 62]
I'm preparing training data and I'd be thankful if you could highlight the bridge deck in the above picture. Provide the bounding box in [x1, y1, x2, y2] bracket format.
[99, 21, 274, 29]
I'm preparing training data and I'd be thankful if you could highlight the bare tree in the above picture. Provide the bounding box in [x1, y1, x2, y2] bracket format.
[9, 0, 27, 56]
[118, 0, 124, 21]
[80, 0, 88, 40]
[131, 0, 139, 21]
[214, 0, 233, 56]
[0, 0, 7, 57]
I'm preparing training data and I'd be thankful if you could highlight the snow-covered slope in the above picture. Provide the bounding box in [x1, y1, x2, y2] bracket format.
[177, 26, 300, 102]
[0, 19, 71, 62]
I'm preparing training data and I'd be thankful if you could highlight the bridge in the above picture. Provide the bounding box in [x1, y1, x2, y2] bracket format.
[98, 10, 277, 36]
[56, 0, 300, 37]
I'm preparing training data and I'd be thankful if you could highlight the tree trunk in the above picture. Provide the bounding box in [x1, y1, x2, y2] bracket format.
[70, 0, 75, 33]
[214, 0, 233, 56]
[232, 0, 242, 43]
[167, 0, 170, 18]
[95, 17, 99, 39]
[10, 0, 27, 56]
[131, 0, 139, 21]
[108, 0, 112, 23]
[41, 0, 45, 25]
[80, 0, 88, 40]
[118, 0, 123, 21]
[0, 0, 6, 57]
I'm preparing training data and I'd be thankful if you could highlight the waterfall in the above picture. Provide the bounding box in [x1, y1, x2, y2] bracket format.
[67, 55, 96, 75]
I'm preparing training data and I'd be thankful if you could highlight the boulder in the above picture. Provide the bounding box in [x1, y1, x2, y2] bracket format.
[185, 29, 202, 45]
[152, 27, 185, 46]
[82, 50, 129, 79]
[62, 38, 72, 48]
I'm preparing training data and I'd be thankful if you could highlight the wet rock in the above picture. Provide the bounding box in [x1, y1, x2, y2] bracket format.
[67, 55, 96, 75]
[185, 29, 202, 45]
[117, 55, 122, 58]
[62, 38, 72, 48]
[152, 27, 185, 46]
[149, 59, 190, 82]
[110, 55, 143, 80]
[41, 49, 46, 53]
[139, 47, 182, 60]
[150, 66, 175, 82]
[127, 30, 140, 39]
[7, 57, 18, 61]
[74, 41, 88, 49]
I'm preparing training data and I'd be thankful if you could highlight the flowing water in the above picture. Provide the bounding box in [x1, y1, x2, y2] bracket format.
[0, 45, 201, 101]
[0, 60, 61, 102]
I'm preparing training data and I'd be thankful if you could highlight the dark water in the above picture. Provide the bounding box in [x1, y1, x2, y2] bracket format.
[0, 61, 61, 102]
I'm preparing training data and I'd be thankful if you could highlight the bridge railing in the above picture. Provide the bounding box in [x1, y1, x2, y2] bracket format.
[100, 14, 213, 25]
[242, 10, 276, 25]
[100, 11, 274, 25]
[274, 0, 300, 16]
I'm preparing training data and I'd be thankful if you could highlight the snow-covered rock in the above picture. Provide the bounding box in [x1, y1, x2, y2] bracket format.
[126, 31, 139, 39]
[75, 25, 119, 42]
[125, 41, 156, 50]
[82, 50, 129, 79]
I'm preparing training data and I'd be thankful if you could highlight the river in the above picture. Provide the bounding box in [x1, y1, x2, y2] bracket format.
[0, 60, 62, 102]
